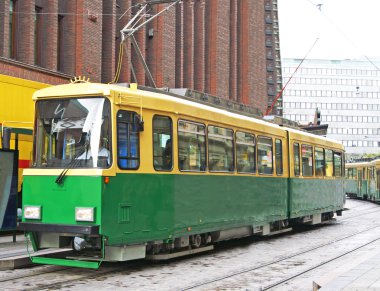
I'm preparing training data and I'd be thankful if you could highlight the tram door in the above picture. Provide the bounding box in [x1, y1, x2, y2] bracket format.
[377, 169, 380, 200]
[358, 169, 363, 197]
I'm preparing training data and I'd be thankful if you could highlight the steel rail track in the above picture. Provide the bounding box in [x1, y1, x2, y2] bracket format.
[181, 224, 380, 290]
[262, 236, 380, 290]
[2, 201, 379, 289]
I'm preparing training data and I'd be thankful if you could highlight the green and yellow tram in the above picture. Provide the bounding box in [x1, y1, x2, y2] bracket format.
[345, 160, 380, 203]
[19, 81, 345, 269]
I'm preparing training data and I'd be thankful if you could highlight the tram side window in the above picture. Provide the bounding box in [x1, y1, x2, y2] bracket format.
[325, 149, 333, 177]
[353, 168, 357, 179]
[153, 115, 172, 171]
[258, 136, 273, 175]
[293, 143, 300, 176]
[333, 152, 342, 177]
[275, 139, 283, 175]
[117, 110, 140, 169]
[178, 120, 206, 171]
[208, 126, 234, 172]
[315, 147, 324, 177]
[236, 131, 256, 173]
[301, 144, 313, 176]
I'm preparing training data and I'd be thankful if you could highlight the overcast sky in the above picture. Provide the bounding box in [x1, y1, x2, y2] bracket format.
[277, 0, 380, 60]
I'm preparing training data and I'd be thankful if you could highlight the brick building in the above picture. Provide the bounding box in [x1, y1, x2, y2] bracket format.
[0, 0, 283, 115]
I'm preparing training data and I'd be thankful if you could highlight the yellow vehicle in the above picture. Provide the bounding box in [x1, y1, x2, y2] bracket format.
[0, 74, 49, 189]
[0, 74, 48, 231]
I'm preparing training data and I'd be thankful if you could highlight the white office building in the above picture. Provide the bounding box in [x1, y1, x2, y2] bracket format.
[282, 58, 380, 157]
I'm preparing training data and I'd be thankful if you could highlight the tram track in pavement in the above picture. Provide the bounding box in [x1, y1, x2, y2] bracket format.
[2, 200, 379, 289]
[180, 223, 380, 290]
[10, 222, 380, 290]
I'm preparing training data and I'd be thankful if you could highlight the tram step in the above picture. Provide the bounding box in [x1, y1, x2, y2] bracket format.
[146, 245, 214, 261]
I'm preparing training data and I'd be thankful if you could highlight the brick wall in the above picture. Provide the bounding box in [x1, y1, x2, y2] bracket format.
[101, 0, 116, 83]
[0, 57, 71, 84]
[249, 0, 267, 112]
[0, 1, 6, 57]
[0, 0, 277, 115]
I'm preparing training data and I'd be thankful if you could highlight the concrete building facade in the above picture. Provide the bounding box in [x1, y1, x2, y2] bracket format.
[0, 0, 282, 115]
[282, 58, 380, 156]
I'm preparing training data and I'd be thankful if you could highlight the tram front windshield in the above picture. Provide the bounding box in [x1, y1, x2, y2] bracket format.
[33, 97, 112, 168]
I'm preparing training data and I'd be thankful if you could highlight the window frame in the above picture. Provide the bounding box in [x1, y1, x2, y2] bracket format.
[208, 125, 235, 173]
[257, 135, 273, 175]
[116, 110, 140, 170]
[152, 115, 173, 172]
[301, 144, 313, 177]
[293, 142, 300, 176]
[275, 138, 283, 176]
[236, 131, 256, 174]
[178, 119, 207, 172]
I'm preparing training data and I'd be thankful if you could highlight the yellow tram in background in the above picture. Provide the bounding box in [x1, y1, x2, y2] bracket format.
[0, 74, 48, 231]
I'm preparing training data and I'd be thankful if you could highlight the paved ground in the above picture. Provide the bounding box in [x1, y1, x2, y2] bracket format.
[1, 199, 380, 290]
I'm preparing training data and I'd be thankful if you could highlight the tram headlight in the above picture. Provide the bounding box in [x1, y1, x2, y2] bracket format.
[75, 207, 95, 222]
[24, 206, 41, 220]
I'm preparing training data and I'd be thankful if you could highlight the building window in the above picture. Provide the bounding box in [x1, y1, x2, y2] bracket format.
[9, 0, 17, 58]
[57, 15, 64, 71]
[34, 6, 42, 65]
[153, 116, 172, 171]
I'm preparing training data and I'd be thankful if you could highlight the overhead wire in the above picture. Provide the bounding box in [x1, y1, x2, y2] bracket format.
[306, 0, 380, 71]
[265, 38, 319, 116]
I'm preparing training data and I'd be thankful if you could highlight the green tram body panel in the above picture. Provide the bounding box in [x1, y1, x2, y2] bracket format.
[23, 176, 102, 226]
[289, 178, 344, 218]
[103, 174, 289, 245]
[23, 174, 290, 246]
[359, 180, 368, 198]
[345, 179, 359, 197]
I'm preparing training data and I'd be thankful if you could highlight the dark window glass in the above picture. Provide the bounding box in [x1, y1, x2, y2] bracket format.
[57, 15, 64, 71]
[208, 126, 234, 172]
[293, 143, 300, 176]
[236, 131, 256, 173]
[117, 110, 140, 169]
[9, 0, 17, 58]
[275, 139, 283, 175]
[34, 6, 42, 65]
[178, 120, 206, 171]
[258, 136, 273, 175]
[153, 116, 172, 171]
[301, 144, 313, 176]
[315, 147, 324, 177]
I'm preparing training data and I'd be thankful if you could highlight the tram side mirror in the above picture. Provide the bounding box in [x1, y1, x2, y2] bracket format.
[1, 127, 11, 150]
[134, 114, 144, 132]
[78, 132, 89, 146]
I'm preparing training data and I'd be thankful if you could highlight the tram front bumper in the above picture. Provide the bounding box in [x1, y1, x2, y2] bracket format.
[18, 222, 99, 235]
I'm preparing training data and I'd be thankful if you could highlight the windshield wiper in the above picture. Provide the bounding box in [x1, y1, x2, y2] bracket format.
[55, 143, 89, 185]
